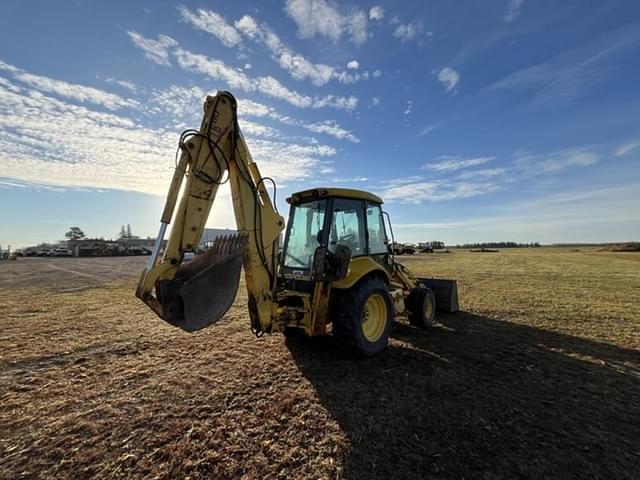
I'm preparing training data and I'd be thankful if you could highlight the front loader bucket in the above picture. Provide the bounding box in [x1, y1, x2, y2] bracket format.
[156, 234, 248, 332]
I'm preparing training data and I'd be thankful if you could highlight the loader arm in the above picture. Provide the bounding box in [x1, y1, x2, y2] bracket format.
[136, 91, 284, 333]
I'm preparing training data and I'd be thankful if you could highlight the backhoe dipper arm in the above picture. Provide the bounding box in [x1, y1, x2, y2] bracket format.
[136, 91, 284, 333]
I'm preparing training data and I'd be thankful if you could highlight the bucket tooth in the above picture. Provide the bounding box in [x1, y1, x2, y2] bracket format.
[156, 233, 248, 331]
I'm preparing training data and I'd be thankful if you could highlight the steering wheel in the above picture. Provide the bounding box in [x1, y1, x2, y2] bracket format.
[339, 232, 356, 243]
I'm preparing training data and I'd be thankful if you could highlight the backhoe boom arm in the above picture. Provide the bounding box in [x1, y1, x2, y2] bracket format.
[136, 91, 284, 333]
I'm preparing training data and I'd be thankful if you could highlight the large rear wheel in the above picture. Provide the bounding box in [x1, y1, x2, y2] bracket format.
[333, 276, 393, 357]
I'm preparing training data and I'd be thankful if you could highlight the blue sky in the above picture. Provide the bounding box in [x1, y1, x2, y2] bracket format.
[1, 0, 639, 248]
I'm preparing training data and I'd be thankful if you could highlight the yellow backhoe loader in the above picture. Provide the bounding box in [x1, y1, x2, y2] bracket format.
[136, 91, 458, 356]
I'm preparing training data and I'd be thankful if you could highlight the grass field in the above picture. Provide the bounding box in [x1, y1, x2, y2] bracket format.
[1, 249, 639, 479]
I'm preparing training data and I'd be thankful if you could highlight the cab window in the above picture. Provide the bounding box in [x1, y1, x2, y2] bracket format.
[367, 203, 387, 254]
[282, 199, 327, 269]
[329, 199, 366, 257]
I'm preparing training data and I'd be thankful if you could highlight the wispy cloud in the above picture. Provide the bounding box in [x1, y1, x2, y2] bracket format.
[382, 144, 607, 205]
[423, 156, 495, 172]
[418, 122, 442, 137]
[381, 179, 499, 204]
[284, 0, 369, 45]
[104, 77, 138, 93]
[178, 6, 242, 48]
[513, 150, 599, 174]
[488, 22, 640, 105]
[615, 140, 640, 156]
[503, 0, 524, 23]
[0, 61, 139, 110]
[233, 13, 370, 86]
[0, 62, 338, 194]
[128, 32, 358, 111]
[180, 7, 371, 86]
[126, 31, 177, 66]
[147, 85, 358, 143]
[302, 120, 359, 143]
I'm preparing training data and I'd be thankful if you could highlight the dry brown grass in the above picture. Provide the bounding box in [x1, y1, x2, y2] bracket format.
[1, 250, 639, 479]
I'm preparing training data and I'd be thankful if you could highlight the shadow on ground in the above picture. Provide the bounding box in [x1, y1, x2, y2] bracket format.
[286, 312, 640, 480]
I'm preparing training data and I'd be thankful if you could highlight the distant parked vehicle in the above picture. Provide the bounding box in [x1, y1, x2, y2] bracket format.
[53, 248, 71, 256]
[37, 248, 52, 256]
[392, 242, 416, 255]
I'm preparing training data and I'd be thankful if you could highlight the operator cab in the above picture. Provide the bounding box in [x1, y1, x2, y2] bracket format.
[280, 188, 390, 281]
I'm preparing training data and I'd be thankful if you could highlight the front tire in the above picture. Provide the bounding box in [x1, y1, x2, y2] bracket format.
[406, 287, 436, 329]
[333, 276, 393, 357]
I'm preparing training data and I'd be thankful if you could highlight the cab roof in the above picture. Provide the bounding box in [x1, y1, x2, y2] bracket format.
[287, 187, 383, 205]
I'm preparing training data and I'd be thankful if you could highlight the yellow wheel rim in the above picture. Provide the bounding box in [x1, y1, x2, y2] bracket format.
[425, 296, 434, 319]
[362, 293, 387, 342]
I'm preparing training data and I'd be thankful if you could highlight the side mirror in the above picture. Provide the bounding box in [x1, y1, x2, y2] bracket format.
[312, 245, 351, 282]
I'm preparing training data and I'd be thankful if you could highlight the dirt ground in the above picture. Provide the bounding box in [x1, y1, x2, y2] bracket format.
[1, 250, 639, 479]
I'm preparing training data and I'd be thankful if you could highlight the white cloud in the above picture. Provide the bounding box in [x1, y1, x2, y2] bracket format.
[179, 5, 368, 89]
[346, 60, 359, 69]
[238, 98, 271, 117]
[424, 156, 495, 172]
[0, 61, 139, 111]
[328, 175, 368, 183]
[178, 6, 242, 48]
[150, 85, 358, 143]
[126, 31, 177, 66]
[503, 0, 524, 23]
[126, 34, 359, 111]
[311, 94, 358, 110]
[246, 138, 336, 180]
[372, 69, 382, 78]
[393, 21, 423, 42]
[381, 180, 498, 203]
[371, 97, 380, 106]
[253, 75, 314, 108]
[284, 0, 369, 45]
[516, 150, 598, 174]
[173, 48, 255, 91]
[104, 77, 138, 93]
[381, 145, 609, 206]
[239, 119, 280, 139]
[233, 14, 367, 86]
[0, 66, 338, 194]
[276, 50, 335, 86]
[154, 90, 359, 143]
[457, 168, 507, 180]
[437, 67, 460, 92]
[369, 6, 384, 21]
[302, 120, 359, 143]
[0, 77, 175, 194]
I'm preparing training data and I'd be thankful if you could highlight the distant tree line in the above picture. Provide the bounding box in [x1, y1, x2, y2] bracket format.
[456, 242, 541, 249]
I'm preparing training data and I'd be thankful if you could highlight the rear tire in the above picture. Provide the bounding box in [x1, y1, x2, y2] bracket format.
[332, 276, 393, 357]
[406, 287, 436, 329]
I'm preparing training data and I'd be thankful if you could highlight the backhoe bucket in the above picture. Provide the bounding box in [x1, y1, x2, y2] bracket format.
[156, 234, 248, 332]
